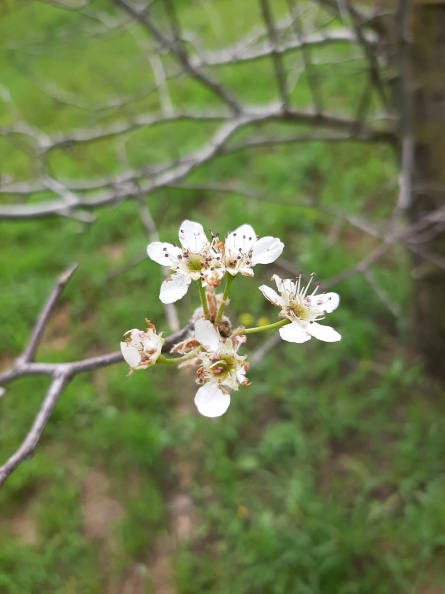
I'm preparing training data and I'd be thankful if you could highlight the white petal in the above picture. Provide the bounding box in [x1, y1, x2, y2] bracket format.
[322, 292, 340, 313]
[279, 322, 311, 343]
[236, 367, 247, 385]
[272, 274, 295, 295]
[124, 329, 140, 341]
[225, 265, 254, 277]
[225, 224, 256, 255]
[195, 319, 220, 351]
[179, 220, 208, 252]
[147, 242, 182, 266]
[120, 342, 141, 367]
[258, 284, 282, 307]
[159, 274, 191, 304]
[142, 335, 162, 355]
[237, 266, 255, 277]
[195, 383, 231, 418]
[251, 236, 284, 265]
[307, 322, 341, 342]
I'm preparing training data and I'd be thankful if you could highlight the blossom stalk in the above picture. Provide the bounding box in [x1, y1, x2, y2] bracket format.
[243, 318, 290, 335]
[215, 273, 234, 324]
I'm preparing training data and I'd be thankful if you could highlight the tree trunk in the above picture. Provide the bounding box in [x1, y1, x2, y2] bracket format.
[408, 2, 445, 375]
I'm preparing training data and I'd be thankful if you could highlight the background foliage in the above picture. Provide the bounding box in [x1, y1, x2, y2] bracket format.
[1, 1, 445, 593]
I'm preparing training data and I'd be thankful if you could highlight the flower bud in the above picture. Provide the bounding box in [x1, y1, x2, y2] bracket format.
[120, 321, 163, 373]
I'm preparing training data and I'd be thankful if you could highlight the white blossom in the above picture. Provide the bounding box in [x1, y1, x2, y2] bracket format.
[147, 220, 224, 304]
[120, 321, 163, 373]
[259, 274, 341, 343]
[224, 224, 284, 277]
[193, 319, 249, 417]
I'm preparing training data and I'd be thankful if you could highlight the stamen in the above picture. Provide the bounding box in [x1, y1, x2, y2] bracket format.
[302, 273, 316, 298]
[296, 273, 302, 295]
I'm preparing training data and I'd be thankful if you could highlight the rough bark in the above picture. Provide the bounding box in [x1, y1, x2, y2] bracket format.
[409, 1, 445, 375]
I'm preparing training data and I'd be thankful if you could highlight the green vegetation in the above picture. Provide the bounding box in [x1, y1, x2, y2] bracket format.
[1, 1, 445, 593]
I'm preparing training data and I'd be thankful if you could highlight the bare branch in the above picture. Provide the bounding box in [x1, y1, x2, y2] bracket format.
[388, 0, 412, 230]
[363, 269, 401, 317]
[0, 372, 70, 488]
[0, 270, 196, 488]
[39, 111, 230, 153]
[0, 104, 394, 221]
[322, 205, 445, 289]
[114, 0, 242, 113]
[258, 0, 288, 107]
[150, 53, 174, 116]
[167, 181, 383, 239]
[407, 242, 445, 271]
[21, 264, 78, 364]
[191, 29, 374, 67]
[286, 0, 323, 112]
[250, 334, 281, 366]
[343, 0, 389, 110]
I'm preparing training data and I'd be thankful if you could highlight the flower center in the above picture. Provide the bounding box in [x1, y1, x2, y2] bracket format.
[210, 354, 235, 379]
[289, 299, 310, 321]
[186, 253, 204, 272]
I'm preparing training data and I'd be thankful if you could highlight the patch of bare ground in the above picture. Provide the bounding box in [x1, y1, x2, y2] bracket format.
[143, 374, 199, 594]
[4, 508, 39, 546]
[81, 467, 124, 589]
[1, 484, 41, 546]
[98, 372, 198, 594]
[101, 243, 125, 263]
[81, 468, 123, 542]
[108, 467, 196, 594]
[109, 563, 150, 594]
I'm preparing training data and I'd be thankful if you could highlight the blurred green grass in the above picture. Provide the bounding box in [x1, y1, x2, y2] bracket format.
[1, 1, 445, 593]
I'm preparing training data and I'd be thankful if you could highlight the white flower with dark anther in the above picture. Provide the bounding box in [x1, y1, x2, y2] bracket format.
[120, 321, 163, 373]
[224, 224, 284, 277]
[147, 220, 225, 304]
[193, 319, 249, 418]
[259, 274, 341, 343]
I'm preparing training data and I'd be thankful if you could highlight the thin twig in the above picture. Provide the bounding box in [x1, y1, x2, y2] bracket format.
[0, 372, 70, 487]
[114, 0, 241, 113]
[286, 0, 323, 112]
[0, 105, 394, 221]
[21, 264, 78, 363]
[250, 334, 281, 366]
[344, 0, 389, 111]
[258, 0, 288, 108]
[363, 269, 400, 317]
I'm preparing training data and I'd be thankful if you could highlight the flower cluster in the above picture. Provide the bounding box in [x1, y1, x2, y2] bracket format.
[147, 220, 284, 303]
[121, 220, 341, 417]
